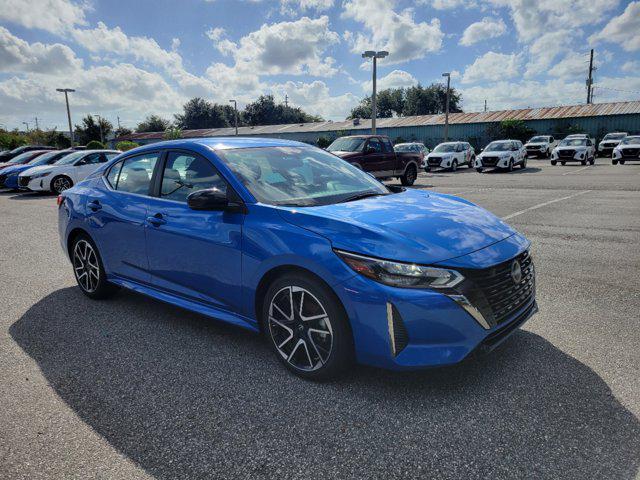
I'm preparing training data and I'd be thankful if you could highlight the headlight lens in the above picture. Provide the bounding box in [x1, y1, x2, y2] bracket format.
[335, 249, 464, 289]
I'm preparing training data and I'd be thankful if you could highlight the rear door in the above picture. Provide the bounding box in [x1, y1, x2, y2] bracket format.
[144, 150, 244, 313]
[86, 151, 161, 284]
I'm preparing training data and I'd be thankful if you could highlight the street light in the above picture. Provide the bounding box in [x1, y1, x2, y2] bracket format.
[56, 88, 75, 145]
[229, 99, 238, 136]
[442, 73, 451, 142]
[22, 121, 30, 132]
[92, 114, 104, 144]
[362, 50, 389, 134]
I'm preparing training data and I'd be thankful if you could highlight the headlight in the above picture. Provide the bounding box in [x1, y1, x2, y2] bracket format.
[335, 249, 464, 289]
[30, 171, 51, 179]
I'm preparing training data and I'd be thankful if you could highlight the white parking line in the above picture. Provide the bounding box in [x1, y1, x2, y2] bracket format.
[502, 190, 591, 220]
[562, 166, 591, 176]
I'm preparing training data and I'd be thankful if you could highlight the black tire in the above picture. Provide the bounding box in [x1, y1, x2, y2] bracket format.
[476, 168, 484, 173]
[401, 164, 417, 186]
[521, 157, 527, 169]
[581, 159, 587, 165]
[424, 166, 431, 173]
[70, 234, 118, 300]
[545, 149, 550, 158]
[450, 160, 458, 172]
[620, 160, 626, 165]
[589, 156, 595, 165]
[262, 272, 353, 380]
[51, 175, 73, 194]
[612, 160, 618, 165]
[468, 156, 475, 168]
[561, 161, 566, 166]
[551, 160, 557, 166]
[507, 158, 514, 172]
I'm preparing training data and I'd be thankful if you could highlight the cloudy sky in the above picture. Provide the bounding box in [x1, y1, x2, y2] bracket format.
[1, 0, 639, 131]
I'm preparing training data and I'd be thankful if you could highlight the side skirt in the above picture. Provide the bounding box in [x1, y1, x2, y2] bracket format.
[107, 274, 260, 333]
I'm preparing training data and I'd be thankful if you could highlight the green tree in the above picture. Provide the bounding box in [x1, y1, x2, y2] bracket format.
[163, 127, 182, 140]
[174, 98, 231, 130]
[242, 95, 322, 126]
[488, 119, 535, 142]
[114, 127, 133, 138]
[74, 115, 113, 145]
[0, 129, 28, 150]
[116, 141, 139, 151]
[86, 140, 105, 149]
[136, 115, 171, 133]
[403, 84, 462, 116]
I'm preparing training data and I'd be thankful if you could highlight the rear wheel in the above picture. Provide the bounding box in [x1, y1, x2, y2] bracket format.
[262, 273, 353, 380]
[450, 160, 458, 172]
[401, 164, 417, 186]
[424, 166, 431, 173]
[51, 175, 73, 194]
[71, 234, 118, 300]
[468, 156, 475, 168]
[620, 160, 626, 165]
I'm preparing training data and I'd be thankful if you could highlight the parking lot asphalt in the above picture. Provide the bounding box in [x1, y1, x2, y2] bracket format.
[1, 158, 639, 479]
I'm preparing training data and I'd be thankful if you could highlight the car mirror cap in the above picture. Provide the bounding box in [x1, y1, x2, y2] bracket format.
[187, 188, 228, 211]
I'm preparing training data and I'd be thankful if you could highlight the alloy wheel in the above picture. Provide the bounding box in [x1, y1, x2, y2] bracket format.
[268, 286, 333, 372]
[53, 177, 72, 193]
[73, 239, 100, 293]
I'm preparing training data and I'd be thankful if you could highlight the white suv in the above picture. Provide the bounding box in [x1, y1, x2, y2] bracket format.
[612, 135, 640, 165]
[475, 140, 527, 172]
[598, 132, 627, 157]
[19, 149, 120, 194]
[424, 142, 474, 172]
[551, 138, 595, 165]
[524, 135, 557, 158]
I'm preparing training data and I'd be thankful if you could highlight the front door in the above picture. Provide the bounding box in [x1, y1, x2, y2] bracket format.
[145, 150, 244, 313]
[360, 137, 387, 175]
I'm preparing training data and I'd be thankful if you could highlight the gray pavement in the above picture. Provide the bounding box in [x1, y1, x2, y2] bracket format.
[1, 157, 639, 479]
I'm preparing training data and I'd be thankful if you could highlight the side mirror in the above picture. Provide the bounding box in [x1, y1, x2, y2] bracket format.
[187, 187, 228, 211]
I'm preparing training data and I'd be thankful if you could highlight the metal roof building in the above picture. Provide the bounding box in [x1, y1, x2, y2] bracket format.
[112, 101, 640, 149]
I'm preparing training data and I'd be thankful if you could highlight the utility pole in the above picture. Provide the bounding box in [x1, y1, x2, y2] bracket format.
[484, 99, 487, 112]
[117, 116, 121, 130]
[34, 117, 39, 130]
[362, 50, 389, 134]
[56, 88, 75, 145]
[442, 72, 451, 141]
[586, 49, 594, 104]
[229, 99, 238, 136]
[284, 94, 289, 109]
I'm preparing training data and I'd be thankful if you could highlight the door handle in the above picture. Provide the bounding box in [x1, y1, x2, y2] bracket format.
[88, 200, 102, 212]
[147, 213, 167, 226]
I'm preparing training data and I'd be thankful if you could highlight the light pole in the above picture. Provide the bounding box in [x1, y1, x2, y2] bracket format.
[22, 121, 29, 132]
[442, 73, 451, 142]
[362, 50, 389, 134]
[56, 88, 75, 145]
[92, 114, 104, 144]
[229, 99, 238, 136]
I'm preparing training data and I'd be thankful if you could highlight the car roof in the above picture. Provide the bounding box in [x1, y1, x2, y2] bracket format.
[127, 137, 312, 155]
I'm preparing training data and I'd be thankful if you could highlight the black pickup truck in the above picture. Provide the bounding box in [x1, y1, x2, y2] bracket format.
[326, 135, 422, 185]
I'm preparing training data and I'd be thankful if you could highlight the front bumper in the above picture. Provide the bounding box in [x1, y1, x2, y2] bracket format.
[475, 156, 510, 169]
[335, 240, 536, 371]
[18, 176, 49, 192]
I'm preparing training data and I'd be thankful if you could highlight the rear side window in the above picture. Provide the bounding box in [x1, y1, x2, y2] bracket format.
[160, 152, 226, 203]
[108, 152, 160, 195]
[381, 138, 393, 152]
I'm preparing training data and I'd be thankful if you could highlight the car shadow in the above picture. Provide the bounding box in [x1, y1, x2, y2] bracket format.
[10, 288, 640, 479]
[6, 191, 53, 200]
[483, 167, 542, 174]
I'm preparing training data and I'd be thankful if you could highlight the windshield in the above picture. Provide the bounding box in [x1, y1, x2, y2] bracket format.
[433, 143, 456, 153]
[620, 136, 640, 145]
[7, 151, 38, 164]
[559, 139, 587, 146]
[55, 151, 87, 165]
[28, 150, 66, 165]
[529, 136, 548, 143]
[394, 144, 413, 152]
[217, 146, 388, 207]
[604, 133, 626, 140]
[327, 137, 366, 152]
[485, 142, 512, 152]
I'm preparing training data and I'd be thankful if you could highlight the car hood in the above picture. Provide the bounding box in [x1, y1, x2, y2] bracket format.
[329, 151, 362, 159]
[20, 164, 60, 176]
[479, 151, 510, 157]
[277, 189, 516, 265]
[556, 146, 587, 151]
[0, 164, 28, 175]
[618, 143, 640, 148]
[525, 142, 547, 146]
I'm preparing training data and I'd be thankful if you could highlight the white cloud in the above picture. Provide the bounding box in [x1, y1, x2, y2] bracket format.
[459, 17, 506, 46]
[205, 27, 226, 42]
[221, 16, 340, 76]
[280, 0, 334, 15]
[548, 52, 590, 79]
[462, 51, 521, 83]
[342, 0, 444, 64]
[422, 0, 477, 9]
[271, 80, 359, 120]
[0, 0, 87, 34]
[621, 61, 640, 73]
[589, 1, 640, 52]
[362, 69, 417, 91]
[523, 31, 573, 77]
[0, 26, 83, 74]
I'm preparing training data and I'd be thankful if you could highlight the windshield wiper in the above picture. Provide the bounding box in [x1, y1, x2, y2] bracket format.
[339, 191, 387, 203]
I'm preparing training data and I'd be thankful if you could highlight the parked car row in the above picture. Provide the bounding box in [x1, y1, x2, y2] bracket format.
[0, 147, 120, 193]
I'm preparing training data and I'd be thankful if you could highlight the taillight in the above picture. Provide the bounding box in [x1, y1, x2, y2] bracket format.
[57, 195, 64, 207]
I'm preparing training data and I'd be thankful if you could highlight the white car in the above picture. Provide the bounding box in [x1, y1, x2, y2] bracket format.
[524, 135, 557, 158]
[598, 132, 627, 158]
[612, 135, 640, 165]
[475, 140, 527, 172]
[424, 142, 474, 172]
[394, 142, 429, 163]
[18, 149, 120, 194]
[551, 138, 595, 165]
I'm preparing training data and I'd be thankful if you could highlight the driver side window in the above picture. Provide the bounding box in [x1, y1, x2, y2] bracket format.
[160, 152, 226, 203]
[367, 139, 382, 153]
[77, 153, 101, 165]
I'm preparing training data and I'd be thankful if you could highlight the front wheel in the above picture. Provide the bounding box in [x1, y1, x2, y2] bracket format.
[476, 168, 484, 173]
[468, 156, 475, 168]
[450, 160, 458, 172]
[424, 166, 431, 173]
[521, 157, 527, 169]
[507, 159, 514, 172]
[71, 234, 118, 299]
[620, 160, 626, 165]
[401, 164, 417, 186]
[51, 175, 73, 194]
[263, 273, 353, 380]
[612, 160, 618, 165]
[561, 161, 566, 166]
[581, 159, 587, 165]
[551, 160, 557, 166]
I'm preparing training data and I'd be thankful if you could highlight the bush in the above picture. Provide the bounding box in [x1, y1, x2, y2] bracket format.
[164, 127, 182, 140]
[86, 140, 105, 149]
[116, 141, 139, 152]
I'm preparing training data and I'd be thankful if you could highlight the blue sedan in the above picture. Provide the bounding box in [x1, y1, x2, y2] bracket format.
[57, 138, 537, 379]
[0, 150, 76, 190]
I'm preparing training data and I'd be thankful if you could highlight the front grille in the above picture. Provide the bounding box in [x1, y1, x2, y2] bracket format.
[526, 146, 540, 150]
[18, 176, 30, 187]
[558, 149, 575, 158]
[455, 250, 535, 328]
[482, 156, 499, 166]
[621, 148, 640, 158]
[428, 156, 442, 166]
